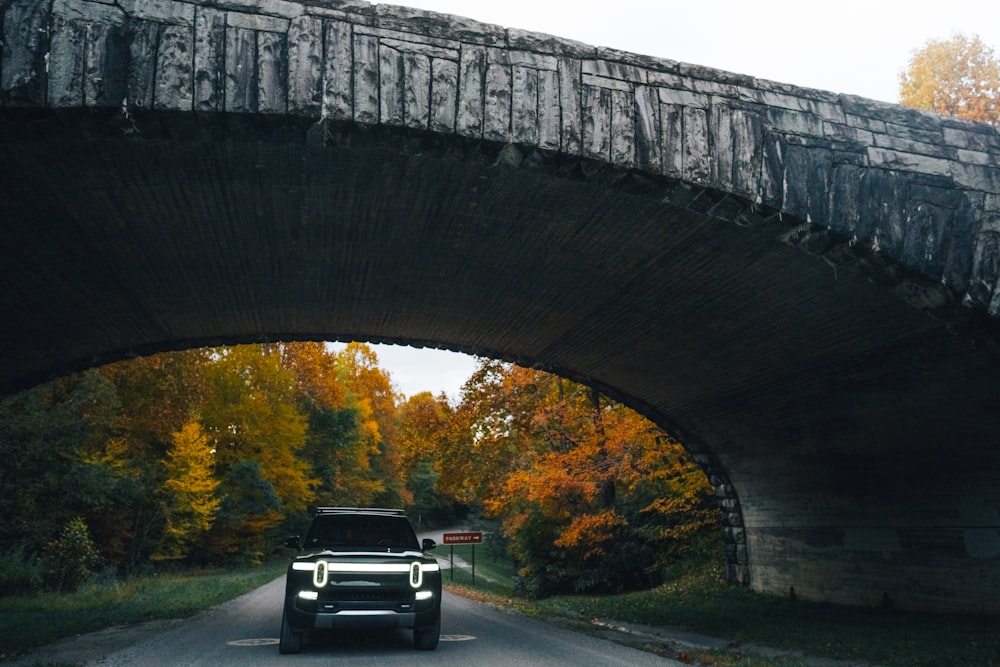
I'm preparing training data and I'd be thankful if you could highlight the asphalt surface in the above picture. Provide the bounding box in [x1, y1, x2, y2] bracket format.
[47, 575, 682, 666]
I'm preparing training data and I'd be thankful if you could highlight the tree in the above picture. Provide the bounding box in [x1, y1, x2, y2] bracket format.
[455, 359, 719, 596]
[0, 370, 137, 563]
[199, 345, 315, 559]
[899, 33, 1000, 124]
[282, 343, 386, 509]
[335, 343, 408, 507]
[99, 350, 209, 568]
[154, 420, 221, 561]
[396, 392, 455, 524]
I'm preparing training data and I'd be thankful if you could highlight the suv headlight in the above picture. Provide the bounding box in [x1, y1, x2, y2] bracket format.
[313, 560, 328, 587]
[409, 561, 440, 589]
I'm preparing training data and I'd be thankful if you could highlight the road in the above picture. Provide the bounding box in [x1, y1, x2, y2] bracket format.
[80, 576, 684, 666]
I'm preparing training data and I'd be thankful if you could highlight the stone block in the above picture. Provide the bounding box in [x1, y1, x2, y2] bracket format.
[456, 45, 485, 138]
[508, 28, 591, 57]
[681, 106, 710, 185]
[609, 89, 636, 167]
[430, 57, 458, 134]
[709, 105, 734, 191]
[866, 147, 953, 178]
[2, 0, 52, 105]
[511, 65, 539, 145]
[875, 132, 956, 160]
[193, 7, 225, 112]
[287, 15, 323, 116]
[581, 84, 612, 160]
[120, 0, 195, 25]
[126, 20, 160, 109]
[401, 50, 431, 129]
[352, 32, 378, 124]
[154, 22, 194, 110]
[378, 43, 404, 126]
[633, 85, 661, 173]
[483, 55, 511, 143]
[943, 125, 1000, 153]
[558, 58, 582, 155]
[224, 26, 256, 112]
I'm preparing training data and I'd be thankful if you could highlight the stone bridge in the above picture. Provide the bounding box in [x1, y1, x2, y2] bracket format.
[3, 0, 1000, 613]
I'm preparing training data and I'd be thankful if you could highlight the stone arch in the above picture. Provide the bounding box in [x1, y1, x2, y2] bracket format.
[4, 0, 1000, 612]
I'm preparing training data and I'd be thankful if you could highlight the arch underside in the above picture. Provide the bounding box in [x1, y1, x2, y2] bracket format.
[4, 107, 1000, 611]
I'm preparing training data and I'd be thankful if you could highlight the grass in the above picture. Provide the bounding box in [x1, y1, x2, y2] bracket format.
[443, 543, 1000, 667]
[0, 560, 286, 661]
[3, 544, 998, 667]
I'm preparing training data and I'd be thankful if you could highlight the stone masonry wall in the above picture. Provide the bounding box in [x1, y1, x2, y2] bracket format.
[4, 0, 1000, 316]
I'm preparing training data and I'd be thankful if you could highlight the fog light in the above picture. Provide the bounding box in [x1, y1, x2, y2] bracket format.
[415, 590, 434, 601]
[298, 590, 318, 601]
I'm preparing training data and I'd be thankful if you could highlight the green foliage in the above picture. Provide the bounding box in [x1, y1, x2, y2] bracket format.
[0, 548, 42, 596]
[0, 369, 147, 573]
[203, 460, 282, 565]
[38, 518, 101, 592]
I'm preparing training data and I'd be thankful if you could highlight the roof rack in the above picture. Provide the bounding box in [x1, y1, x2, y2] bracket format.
[314, 507, 407, 515]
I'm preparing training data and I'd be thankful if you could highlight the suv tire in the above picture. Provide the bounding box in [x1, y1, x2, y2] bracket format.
[413, 614, 441, 650]
[279, 610, 303, 654]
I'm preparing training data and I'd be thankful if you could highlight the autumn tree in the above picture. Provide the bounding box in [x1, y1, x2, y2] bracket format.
[442, 360, 540, 504]
[281, 342, 385, 508]
[198, 345, 314, 562]
[1, 342, 438, 572]
[335, 343, 408, 507]
[396, 391, 456, 525]
[154, 420, 221, 561]
[457, 359, 719, 597]
[99, 350, 208, 568]
[899, 33, 1000, 124]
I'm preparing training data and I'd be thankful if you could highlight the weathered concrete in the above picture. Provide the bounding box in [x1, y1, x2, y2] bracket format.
[3, 0, 1000, 614]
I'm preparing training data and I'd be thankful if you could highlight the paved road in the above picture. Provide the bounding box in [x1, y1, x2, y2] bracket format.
[82, 576, 683, 666]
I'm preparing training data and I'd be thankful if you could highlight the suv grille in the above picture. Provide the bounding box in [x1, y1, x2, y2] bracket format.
[328, 590, 414, 602]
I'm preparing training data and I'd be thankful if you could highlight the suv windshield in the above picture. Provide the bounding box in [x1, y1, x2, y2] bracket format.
[302, 513, 421, 551]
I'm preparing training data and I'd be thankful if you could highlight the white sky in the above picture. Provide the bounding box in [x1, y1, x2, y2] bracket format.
[351, 0, 1000, 400]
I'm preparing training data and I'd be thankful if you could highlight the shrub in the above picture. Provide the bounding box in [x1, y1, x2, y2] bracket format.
[38, 517, 102, 592]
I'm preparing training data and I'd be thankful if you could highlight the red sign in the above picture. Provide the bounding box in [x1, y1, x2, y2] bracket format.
[442, 532, 483, 544]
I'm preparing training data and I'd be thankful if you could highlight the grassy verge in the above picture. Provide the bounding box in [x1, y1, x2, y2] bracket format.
[443, 543, 1000, 667]
[0, 560, 286, 661]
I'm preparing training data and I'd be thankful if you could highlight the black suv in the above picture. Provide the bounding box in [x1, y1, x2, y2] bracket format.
[280, 507, 441, 653]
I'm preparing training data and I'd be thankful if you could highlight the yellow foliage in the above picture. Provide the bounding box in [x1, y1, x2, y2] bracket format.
[899, 33, 1000, 124]
[156, 419, 221, 559]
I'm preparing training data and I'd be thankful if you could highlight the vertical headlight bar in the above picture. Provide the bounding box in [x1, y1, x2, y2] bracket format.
[313, 559, 328, 588]
[409, 561, 423, 588]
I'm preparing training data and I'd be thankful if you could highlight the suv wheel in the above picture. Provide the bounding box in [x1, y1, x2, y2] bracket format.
[279, 610, 303, 654]
[413, 614, 441, 650]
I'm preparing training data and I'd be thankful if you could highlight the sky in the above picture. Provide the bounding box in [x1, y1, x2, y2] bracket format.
[347, 0, 1000, 401]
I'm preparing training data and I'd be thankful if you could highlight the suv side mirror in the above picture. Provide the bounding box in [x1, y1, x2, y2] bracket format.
[421, 538, 436, 552]
[284, 535, 301, 550]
